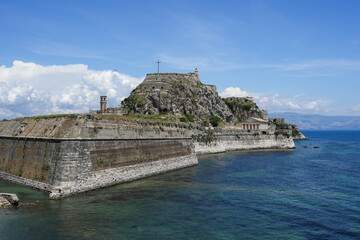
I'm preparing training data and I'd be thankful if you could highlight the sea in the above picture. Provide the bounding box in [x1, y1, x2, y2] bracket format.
[0, 131, 359, 240]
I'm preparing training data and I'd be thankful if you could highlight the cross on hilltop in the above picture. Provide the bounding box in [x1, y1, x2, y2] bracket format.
[156, 59, 161, 73]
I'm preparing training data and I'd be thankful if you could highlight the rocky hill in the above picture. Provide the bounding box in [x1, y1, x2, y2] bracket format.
[120, 71, 268, 125]
[223, 97, 268, 122]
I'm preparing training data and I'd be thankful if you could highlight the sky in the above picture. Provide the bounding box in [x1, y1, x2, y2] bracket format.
[1, 0, 360, 119]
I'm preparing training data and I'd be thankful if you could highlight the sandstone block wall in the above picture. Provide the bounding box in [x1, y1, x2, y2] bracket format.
[194, 133, 295, 154]
[0, 136, 198, 198]
[0, 137, 59, 183]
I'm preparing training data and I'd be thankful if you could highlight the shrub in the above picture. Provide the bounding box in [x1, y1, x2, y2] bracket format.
[159, 108, 168, 115]
[123, 95, 146, 111]
[210, 116, 221, 127]
[201, 120, 209, 127]
[224, 100, 236, 112]
[292, 128, 300, 136]
[242, 104, 252, 111]
[180, 117, 187, 122]
[283, 133, 291, 138]
[185, 114, 195, 123]
[41, 164, 50, 172]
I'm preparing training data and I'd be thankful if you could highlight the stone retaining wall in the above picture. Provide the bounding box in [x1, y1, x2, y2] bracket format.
[194, 134, 295, 154]
[0, 136, 197, 198]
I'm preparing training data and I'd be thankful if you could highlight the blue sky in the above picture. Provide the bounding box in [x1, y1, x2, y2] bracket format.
[1, 0, 360, 118]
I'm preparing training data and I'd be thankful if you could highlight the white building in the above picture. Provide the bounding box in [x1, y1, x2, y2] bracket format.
[242, 117, 268, 130]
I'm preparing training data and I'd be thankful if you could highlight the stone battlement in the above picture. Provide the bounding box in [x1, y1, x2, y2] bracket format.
[146, 72, 197, 77]
[225, 96, 253, 101]
[142, 71, 201, 85]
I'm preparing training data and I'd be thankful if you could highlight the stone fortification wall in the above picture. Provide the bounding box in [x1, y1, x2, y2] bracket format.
[194, 132, 295, 154]
[192, 125, 295, 154]
[0, 136, 198, 198]
[89, 107, 124, 115]
[0, 136, 58, 183]
[49, 137, 197, 198]
[53, 154, 197, 198]
[80, 117, 191, 139]
[0, 171, 51, 191]
[0, 115, 191, 139]
[143, 72, 200, 84]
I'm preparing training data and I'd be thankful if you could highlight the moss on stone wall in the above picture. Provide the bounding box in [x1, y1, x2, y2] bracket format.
[0, 156, 50, 183]
[0, 139, 53, 183]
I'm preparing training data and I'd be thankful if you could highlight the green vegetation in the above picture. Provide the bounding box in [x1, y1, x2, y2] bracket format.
[242, 104, 252, 111]
[93, 126, 103, 133]
[192, 130, 216, 144]
[41, 164, 50, 172]
[274, 122, 288, 129]
[123, 94, 146, 112]
[201, 120, 209, 127]
[291, 127, 301, 137]
[179, 114, 195, 123]
[210, 116, 221, 127]
[185, 114, 195, 123]
[17, 168, 23, 177]
[283, 132, 291, 138]
[223, 99, 257, 113]
[29, 114, 74, 119]
[159, 109, 168, 115]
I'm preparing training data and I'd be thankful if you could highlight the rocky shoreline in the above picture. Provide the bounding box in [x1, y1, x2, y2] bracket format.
[0, 193, 19, 207]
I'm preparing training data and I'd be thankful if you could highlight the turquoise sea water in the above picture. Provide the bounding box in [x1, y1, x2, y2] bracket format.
[0, 131, 359, 240]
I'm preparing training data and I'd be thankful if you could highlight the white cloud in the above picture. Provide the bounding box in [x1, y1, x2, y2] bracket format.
[258, 93, 331, 113]
[0, 61, 143, 119]
[220, 85, 332, 114]
[259, 97, 269, 103]
[287, 101, 300, 110]
[353, 104, 360, 111]
[220, 87, 248, 98]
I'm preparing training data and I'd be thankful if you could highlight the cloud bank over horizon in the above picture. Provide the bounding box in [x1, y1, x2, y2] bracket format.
[0, 61, 143, 119]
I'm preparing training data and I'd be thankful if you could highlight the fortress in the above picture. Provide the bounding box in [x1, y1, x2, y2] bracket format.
[0, 70, 305, 198]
